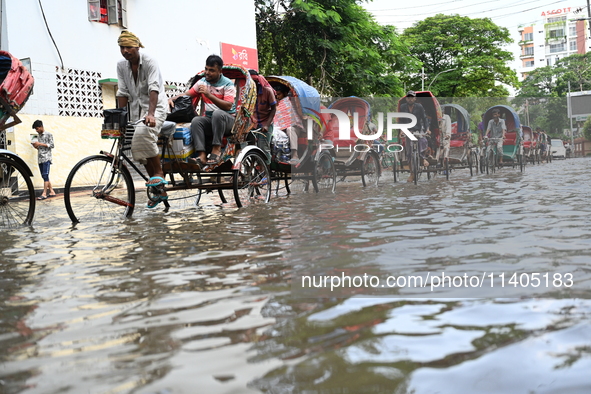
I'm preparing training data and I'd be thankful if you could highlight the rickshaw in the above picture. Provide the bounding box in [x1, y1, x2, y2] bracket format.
[532, 129, 542, 164]
[482, 105, 524, 173]
[326, 97, 381, 187]
[441, 103, 479, 177]
[0, 51, 36, 228]
[64, 64, 270, 223]
[396, 91, 443, 184]
[266, 76, 336, 194]
[522, 126, 537, 165]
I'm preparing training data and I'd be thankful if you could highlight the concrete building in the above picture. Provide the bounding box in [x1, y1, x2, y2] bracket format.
[517, 6, 589, 80]
[0, 0, 257, 189]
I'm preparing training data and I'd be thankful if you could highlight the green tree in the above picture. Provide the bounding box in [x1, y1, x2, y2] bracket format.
[517, 66, 556, 97]
[555, 52, 591, 94]
[255, 0, 418, 97]
[401, 14, 519, 97]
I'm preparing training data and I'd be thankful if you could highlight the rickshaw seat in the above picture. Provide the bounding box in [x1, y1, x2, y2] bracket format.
[523, 141, 533, 148]
[503, 132, 517, 146]
[450, 140, 465, 148]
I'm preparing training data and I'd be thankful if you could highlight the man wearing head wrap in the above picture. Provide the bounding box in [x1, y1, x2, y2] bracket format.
[116, 30, 169, 208]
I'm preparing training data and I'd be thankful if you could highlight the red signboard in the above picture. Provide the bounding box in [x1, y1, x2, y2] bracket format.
[220, 42, 258, 71]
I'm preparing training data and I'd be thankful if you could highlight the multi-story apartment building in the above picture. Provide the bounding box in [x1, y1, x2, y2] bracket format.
[517, 6, 589, 80]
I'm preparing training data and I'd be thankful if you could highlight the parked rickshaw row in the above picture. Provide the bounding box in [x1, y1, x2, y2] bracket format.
[0, 62, 569, 227]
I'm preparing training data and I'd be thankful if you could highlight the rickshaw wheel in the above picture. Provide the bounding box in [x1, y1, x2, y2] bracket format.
[468, 151, 477, 176]
[361, 152, 380, 187]
[64, 155, 135, 223]
[313, 151, 336, 193]
[232, 151, 271, 207]
[411, 151, 419, 185]
[445, 158, 450, 181]
[0, 157, 35, 228]
[392, 154, 398, 183]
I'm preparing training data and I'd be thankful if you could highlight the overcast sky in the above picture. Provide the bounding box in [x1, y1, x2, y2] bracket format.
[363, 0, 589, 78]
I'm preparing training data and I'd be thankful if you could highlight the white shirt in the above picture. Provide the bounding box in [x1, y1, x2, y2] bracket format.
[116, 52, 168, 122]
[440, 114, 452, 140]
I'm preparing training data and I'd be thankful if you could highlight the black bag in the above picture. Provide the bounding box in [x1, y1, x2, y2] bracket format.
[166, 96, 196, 123]
[103, 107, 128, 130]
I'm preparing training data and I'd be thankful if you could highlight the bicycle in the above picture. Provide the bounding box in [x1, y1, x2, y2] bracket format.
[484, 137, 502, 174]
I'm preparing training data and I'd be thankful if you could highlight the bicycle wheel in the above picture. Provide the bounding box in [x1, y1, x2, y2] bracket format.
[0, 157, 35, 228]
[392, 152, 398, 183]
[64, 155, 135, 223]
[444, 158, 449, 180]
[411, 150, 419, 185]
[361, 152, 380, 187]
[313, 151, 336, 192]
[519, 154, 524, 172]
[468, 151, 475, 176]
[233, 151, 271, 207]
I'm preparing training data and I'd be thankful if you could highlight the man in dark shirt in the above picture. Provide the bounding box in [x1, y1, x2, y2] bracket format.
[399, 91, 429, 181]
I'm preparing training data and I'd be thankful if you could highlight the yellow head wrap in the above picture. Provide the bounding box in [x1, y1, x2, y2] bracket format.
[117, 30, 144, 48]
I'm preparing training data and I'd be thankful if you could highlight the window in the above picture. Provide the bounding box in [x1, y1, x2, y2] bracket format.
[88, 0, 127, 27]
[523, 32, 533, 41]
[549, 29, 565, 39]
[547, 16, 566, 23]
[570, 40, 577, 51]
[525, 60, 535, 67]
[569, 26, 577, 36]
[549, 43, 566, 53]
[523, 46, 534, 56]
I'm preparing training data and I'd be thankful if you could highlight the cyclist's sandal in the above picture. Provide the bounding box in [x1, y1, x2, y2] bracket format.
[146, 194, 168, 209]
[145, 176, 168, 187]
[206, 153, 221, 165]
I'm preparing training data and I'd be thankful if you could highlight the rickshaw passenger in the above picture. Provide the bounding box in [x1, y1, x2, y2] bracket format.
[115, 31, 169, 208]
[249, 70, 276, 159]
[477, 113, 486, 157]
[440, 113, 452, 159]
[485, 109, 506, 164]
[168, 55, 236, 167]
[272, 85, 303, 164]
[399, 91, 429, 182]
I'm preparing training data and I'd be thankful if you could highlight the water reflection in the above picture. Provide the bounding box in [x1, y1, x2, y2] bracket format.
[0, 158, 590, 393]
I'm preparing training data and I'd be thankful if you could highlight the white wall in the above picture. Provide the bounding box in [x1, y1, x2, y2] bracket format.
[4, 0, 257, 81]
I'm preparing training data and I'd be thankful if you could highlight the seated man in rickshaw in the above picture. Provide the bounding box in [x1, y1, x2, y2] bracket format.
[168, 55, 236, 168]
[272, 84, 303, 164]
[485, 109, 506, 164]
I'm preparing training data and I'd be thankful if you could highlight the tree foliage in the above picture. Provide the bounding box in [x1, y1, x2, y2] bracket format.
[401, 14, 519, 97]
[255, 0, 418, 97]
[517, 52, 591, 138]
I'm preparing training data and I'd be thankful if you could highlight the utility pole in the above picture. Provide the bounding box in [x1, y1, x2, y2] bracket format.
[568, 81, 575, 154]
[588, 0, 591, 39]
[421, 67, 425, 91]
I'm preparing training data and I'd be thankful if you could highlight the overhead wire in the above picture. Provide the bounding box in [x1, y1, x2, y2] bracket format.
[372, 0, 571, 25]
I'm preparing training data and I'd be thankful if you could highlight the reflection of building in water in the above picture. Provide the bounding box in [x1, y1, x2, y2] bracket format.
[517, 6, 589, 81]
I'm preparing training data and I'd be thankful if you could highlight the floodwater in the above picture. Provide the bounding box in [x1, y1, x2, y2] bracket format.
[1, 157, 591, 393]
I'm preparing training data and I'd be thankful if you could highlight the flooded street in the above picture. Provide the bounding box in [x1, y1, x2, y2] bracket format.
[1, 158, 591, 393]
